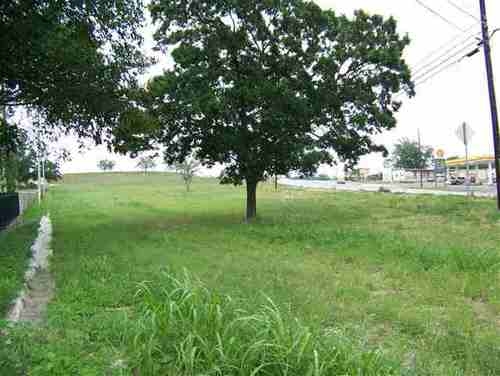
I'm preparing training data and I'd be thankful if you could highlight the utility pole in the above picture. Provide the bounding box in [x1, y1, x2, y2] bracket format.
[35, 112, 42, 204]
[463, 122, 471, 196]
[418, 129, 423, 188]
[480, 0, 500, 209]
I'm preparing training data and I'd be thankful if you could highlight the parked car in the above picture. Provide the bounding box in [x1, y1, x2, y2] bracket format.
[448, 176, 476, 185]
[449, 176, 464, 185]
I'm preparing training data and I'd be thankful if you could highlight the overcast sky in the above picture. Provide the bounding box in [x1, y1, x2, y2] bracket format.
[60, 0, 500, 175]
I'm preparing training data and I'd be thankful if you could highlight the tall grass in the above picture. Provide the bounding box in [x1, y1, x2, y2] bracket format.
[127, 270, 398, 375]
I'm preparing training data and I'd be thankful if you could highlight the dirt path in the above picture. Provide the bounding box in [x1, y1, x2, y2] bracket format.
[7, 216, 54, 323]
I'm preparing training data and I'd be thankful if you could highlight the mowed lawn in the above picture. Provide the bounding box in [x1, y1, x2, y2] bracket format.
[2, 172, 500, 375]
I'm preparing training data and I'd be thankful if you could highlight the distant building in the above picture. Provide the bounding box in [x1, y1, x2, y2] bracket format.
[345, 167, 371, 182]
[383, 154, 496, 185]
[382, 167, 435, 183]
[446, 155, 495, 184]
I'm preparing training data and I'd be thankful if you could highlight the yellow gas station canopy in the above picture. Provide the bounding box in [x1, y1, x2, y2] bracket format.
[446, 156, 495, 167]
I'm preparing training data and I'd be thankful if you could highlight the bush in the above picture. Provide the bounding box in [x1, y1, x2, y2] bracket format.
[127, 270, 398, 375]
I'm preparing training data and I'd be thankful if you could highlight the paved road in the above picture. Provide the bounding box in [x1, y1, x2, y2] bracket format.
[280, 178, 496, 198]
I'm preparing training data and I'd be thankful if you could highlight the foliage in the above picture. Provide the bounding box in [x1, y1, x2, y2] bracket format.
[391, 138, 433, 170]
[136, 156, 157, 174]
[42, 160, 63, 182]
[174, 158, 201, 191]
[0, 120, 22, 192]
[97, 159, 116, 172]
[0, 123, 63, 190]
[0, 0, 148, 142]
[118, 0, 413, 219]
[16, 151, 63, 184]
[128, 270, 397, 375]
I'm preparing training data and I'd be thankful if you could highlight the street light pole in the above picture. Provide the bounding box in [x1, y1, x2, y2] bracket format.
[479, 0, 500, 209]
[463, 122, 471, 196]
[418, 128, 423, 188]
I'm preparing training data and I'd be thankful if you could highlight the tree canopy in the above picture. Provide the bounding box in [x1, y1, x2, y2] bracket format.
[391, 138, 433, 170]
[0, 0, 148, 142]
[114, 0, 414, 219]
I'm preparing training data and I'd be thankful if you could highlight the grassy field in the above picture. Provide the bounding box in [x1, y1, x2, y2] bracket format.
[0, 200, 44, 317]
[2, 172, 500, 375]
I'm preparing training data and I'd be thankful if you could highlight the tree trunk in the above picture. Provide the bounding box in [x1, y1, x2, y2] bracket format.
[246, 180, 257, 221]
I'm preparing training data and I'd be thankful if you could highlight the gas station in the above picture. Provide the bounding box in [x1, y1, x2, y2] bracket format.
[446, 155, 496, 184]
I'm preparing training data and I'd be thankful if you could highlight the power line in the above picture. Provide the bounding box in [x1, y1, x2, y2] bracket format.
[393, 40, 482, 101]
[410, 23, 479, 71]
[394, 26, 499, 101]
[413, 57, 463, 87]
[393, 57, 462, 101]
[445, 0, 480, 22]
[411, 31, 480, 76]
[414, 0, 468, 32]
[412, 38, 480, 82]
[408, 27, 499, 91]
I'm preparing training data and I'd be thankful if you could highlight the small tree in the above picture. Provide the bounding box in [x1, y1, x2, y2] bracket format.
[174, 158, 201, 192]
[391, 138, 433, 187]
[98, 159, 116, 171]
[391, 138, 433, 170]
[136, 156, 156, 175]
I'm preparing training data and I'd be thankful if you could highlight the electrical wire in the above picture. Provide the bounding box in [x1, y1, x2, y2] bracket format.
[410, 23, 479, 72]
[414, 0, 468, 32]
[445, 0, 480, 22]
[410, 27, 499, 90]
[412, 38, 480, 82]
[413, 57, 464, 87]
[411, 31, 480, 76]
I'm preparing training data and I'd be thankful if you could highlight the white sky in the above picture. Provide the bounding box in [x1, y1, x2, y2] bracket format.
[60, 0, 500, 175]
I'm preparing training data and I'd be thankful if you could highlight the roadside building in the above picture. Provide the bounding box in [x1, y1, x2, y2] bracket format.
[346, 167, 371, 182]
[382, 167, 435, 183]
[446, 155, 495, 184]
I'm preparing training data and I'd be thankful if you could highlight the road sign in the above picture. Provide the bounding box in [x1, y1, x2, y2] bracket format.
[436, 149, 445, 158]
[433, 158, 446, 173]
[455, 122, 474, 195]
[455, 122, 475, 146]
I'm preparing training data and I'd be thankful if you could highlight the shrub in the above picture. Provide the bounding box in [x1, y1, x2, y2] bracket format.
[127, 270, 398, 375]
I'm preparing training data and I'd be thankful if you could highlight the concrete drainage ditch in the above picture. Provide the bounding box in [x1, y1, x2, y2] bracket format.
[7, 215, 54, 323]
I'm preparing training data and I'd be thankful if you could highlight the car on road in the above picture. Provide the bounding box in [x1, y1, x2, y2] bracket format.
[449, 176, 464, 185]
[448, 176, 477, 185]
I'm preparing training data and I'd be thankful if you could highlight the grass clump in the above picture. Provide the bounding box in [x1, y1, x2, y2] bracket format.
[128, 269, 398, 376]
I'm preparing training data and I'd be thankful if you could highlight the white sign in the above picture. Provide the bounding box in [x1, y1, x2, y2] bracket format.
[455, 122, 475, 146]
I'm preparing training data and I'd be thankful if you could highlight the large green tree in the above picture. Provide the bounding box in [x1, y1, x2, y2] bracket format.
[0, 0, 148, 142]
[391, 138, 433, 170]
[117, 0, 413, 220]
